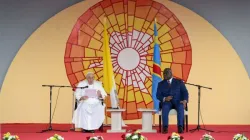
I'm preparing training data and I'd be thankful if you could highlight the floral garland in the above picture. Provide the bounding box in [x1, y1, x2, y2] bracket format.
[201, 133, 215, 140]
[47, 134, 64, 140]
[122, 130, 147, 140]
[233, 134, 249, 140]
[168, 132, 184, 140]
[87, 136, 104, 140]
[2, 132, 20, 140]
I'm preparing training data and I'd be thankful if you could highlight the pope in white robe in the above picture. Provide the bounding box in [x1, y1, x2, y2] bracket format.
[72, 72, 107, 131]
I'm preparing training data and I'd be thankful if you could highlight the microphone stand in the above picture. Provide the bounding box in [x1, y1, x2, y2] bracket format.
[185, 82, 214, 133]
[40, 85, 89, 133]
[70, 89, 76, 131]
[40, 85, 71, 133]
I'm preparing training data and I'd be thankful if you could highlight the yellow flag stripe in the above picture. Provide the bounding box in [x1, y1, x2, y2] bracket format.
[103, 18, 114, 93]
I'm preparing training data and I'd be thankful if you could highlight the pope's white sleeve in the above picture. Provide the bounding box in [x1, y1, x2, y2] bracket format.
[75, 82, 83, 101]
[100, 86, 107, 99]
[97, 82, 107, 99]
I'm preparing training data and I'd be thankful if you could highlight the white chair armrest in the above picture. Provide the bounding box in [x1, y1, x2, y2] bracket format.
[158, 109, 188, 115]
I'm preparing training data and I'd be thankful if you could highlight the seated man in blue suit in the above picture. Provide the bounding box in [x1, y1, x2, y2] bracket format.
[157, 68, 189, 134]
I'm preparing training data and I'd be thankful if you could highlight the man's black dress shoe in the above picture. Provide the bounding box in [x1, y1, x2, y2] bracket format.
[178, 126, 183, 133]
[163, 127, 168, 134]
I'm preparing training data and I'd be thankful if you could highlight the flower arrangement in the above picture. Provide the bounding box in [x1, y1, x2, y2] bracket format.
[233, 134, 249, 140]
[168, 132, 184, 140]
[2, 132, 20, 140]
[87, 136, 104, 140]
[122, 130, 147, 140]
[47, 134, 64, 140]
[201, 133, 215, 140]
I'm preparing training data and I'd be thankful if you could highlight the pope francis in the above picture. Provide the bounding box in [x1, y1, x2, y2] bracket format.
[72, 72, 107, 132]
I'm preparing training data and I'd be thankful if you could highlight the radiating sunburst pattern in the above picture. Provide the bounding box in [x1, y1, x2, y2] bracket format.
[64, 0, 192, 120]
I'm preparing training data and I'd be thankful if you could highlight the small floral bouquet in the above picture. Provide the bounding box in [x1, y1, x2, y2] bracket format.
[2, 132, 20, 140]
[47, 134, 64, 140]
[168, 132, 184, 140]
[233, 134, 249, 140]
[122, 130, 147, 140]
[87, 136, 104, 140]
[201, 133, 215, 140]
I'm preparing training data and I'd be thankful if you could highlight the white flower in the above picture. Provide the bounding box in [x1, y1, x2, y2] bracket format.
[89, 136, 98, 140]
[8, 136, 17, 140]
[170, 136, 180, 140]
[233, 134, 248, 140]
[8, 136, 14, 140]
[57, 136, 64, 140]
[202, 133, 214, 140]
[125, 133, 132, 138]
[131, 135, 139, 139]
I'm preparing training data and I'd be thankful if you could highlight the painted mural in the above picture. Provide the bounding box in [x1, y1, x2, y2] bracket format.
[64, 0, 192, 120]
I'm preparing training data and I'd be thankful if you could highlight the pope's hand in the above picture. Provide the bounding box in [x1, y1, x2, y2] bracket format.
[80, 96, 88, 101]
[97, 90, 102, 98]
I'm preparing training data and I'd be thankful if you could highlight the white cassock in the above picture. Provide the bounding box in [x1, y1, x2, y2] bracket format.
[72, 80, 107, 130]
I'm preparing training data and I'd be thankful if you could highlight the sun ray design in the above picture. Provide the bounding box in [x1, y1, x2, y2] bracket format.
[65, 0, 192, 120]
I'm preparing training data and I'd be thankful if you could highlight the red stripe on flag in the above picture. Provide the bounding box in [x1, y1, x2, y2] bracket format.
[153, 64, 161, 75]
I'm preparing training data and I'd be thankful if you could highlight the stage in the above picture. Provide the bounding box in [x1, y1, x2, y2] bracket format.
[1, 124, 249, 140]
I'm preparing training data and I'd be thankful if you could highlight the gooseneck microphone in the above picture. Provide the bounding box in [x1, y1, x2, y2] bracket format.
[77, 85, 88, 89]
[42, 85, 71, 88]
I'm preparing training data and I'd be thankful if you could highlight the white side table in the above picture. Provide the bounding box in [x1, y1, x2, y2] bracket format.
[106, 109, 126, 133]
[138, 108, 157, 133]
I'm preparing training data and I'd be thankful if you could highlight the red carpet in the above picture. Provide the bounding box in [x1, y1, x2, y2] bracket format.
[1, 124, 250, 140]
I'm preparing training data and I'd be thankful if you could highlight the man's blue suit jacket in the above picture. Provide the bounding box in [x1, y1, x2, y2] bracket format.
[156, 78, 189, 103]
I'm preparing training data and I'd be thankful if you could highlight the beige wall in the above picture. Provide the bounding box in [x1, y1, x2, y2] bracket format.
[1, 0, 249, 124]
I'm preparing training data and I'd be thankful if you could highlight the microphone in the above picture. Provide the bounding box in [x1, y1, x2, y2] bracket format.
[42, 85, 71, 87]
[78, 85, 88, 89]
[72, 86, 88, 91]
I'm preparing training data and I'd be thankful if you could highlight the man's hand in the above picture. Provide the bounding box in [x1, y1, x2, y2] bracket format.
[180, 100, 187, 108]
[80, 96, 88, 101]
[97, 90, 102, 98]
[165, 96, 173, 102]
